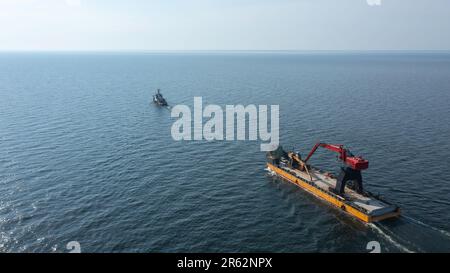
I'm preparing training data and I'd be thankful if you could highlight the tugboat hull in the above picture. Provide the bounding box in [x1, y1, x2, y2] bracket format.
[152, 89, 168, 106]
[153, 97, 168, 106]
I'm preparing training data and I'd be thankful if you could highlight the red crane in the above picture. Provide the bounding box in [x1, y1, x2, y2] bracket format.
[304, 143, 369, 171]
[302, 142, 369, 195]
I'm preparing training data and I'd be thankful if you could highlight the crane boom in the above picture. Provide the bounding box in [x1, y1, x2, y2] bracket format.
[304, 142, 369, 171]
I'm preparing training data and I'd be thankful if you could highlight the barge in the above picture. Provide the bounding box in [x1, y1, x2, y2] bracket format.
[266, 143, 400, 223]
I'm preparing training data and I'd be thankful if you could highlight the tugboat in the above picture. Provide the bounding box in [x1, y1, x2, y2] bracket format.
[267, 143, 400, 223]
[153, 89, 168, 107]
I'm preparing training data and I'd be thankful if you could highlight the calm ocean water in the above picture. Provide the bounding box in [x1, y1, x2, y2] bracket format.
[0, 52, 450, 253]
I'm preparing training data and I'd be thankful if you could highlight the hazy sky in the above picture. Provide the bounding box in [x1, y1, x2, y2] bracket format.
[0, 0, 449, 51]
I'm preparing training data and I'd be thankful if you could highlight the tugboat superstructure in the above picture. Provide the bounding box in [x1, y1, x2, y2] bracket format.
[153, 89, 168, 106]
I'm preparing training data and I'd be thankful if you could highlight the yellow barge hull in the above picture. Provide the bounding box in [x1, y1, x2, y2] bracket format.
[267, 163, 401, 223]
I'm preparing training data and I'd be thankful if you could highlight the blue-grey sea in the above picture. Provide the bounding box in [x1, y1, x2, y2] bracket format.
[1, 52, 450, 253]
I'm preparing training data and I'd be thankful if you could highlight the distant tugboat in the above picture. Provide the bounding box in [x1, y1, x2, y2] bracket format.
[153, 89, 168, 106]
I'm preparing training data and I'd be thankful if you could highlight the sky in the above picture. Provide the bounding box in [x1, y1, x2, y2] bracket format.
[0, 0, 449, 51]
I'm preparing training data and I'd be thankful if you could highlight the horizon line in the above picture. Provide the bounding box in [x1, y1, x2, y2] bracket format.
[1, 49, 450, 54]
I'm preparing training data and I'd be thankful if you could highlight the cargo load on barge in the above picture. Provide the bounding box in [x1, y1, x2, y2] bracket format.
[266, 143, 400, 223]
